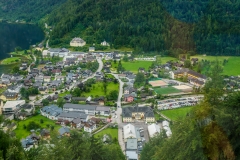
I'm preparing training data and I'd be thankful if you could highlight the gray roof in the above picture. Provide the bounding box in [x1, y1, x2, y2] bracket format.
[58, 112, 88, 120]
[96, 106, 110, 112]
[126, 138, 138, 150]
[58, 127, 70, 136]
[122, 106, 154, 118]
[63, 103, 96, 110]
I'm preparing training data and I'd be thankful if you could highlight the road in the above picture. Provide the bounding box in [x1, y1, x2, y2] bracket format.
[27, 55, 36, 72]
[110, 73, 125, 152]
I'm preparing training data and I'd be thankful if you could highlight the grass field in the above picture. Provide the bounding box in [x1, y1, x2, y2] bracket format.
[154, 86, 181, 95]
[191, 55, 240, 76]
[94, 128, 118, 139]
[161, 106, 194, 121]
[82, 82, 119, 97]
[14, 115, 61, 139]
[222, 57, 240, 76]
[122, 61, 152, 73]
[1, 57, 21, 64]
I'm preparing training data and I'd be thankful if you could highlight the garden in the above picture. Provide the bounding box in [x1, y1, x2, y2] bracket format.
[14, 114, 61, 139]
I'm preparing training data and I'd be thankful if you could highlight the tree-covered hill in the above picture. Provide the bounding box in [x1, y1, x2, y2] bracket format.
[48, 0, 240, 56]
[0, 0, 66, 22]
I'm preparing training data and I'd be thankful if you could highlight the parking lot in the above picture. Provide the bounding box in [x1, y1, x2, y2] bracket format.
[157, 96, 204, 110]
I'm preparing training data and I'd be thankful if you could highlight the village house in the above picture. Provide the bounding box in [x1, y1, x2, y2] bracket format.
[83, 120, 97, 133]
[124, 94, 135, 103]
[101, 40, 110, 46]
[0, 91, 18, 101]
[40, 129, 50, 139]
[58, 127, 70, 136]
[70, 37, 86, 47]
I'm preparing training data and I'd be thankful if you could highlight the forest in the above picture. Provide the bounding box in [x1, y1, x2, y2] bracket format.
[0, 0, 66, 22]
[47, 0, 240, 56]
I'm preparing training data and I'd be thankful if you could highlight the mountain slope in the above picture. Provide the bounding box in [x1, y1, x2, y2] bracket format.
[47, 0, 240, 55]
[0, 0, 66, 22]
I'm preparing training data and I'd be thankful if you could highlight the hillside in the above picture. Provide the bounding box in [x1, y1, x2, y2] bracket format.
[0, 0, 66, 22]
[47, 0, 240, 56]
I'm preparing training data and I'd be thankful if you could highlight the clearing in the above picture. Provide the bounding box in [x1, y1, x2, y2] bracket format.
[160, 106, 194, 121]
[154, 86, 181, 95]
[14, 114, 61, 139]
[82, 82, 119, 97]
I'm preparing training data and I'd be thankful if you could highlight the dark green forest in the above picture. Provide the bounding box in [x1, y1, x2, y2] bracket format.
[47, 0, 240, 56]
[0, 0, 66, 22]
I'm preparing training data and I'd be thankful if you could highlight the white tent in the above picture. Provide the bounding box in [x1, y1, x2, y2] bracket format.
[148, 123, 160, 138]
[123, 124, 137, 139]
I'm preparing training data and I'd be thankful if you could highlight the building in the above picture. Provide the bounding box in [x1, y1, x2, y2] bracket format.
[58, 127, 70, 136]
[58, 111, 88, 122]
[148, 123, 160, 138]
[162, 120, 172, 137]
[95, 106, 110, 116]
[124, 94, 135, 102]
[123, 124, 137, 140]
[169, 68, 207, 87]
[0, 91, 18, 101]
[63, 104, 96, 115]
[101, 40, 110, 46]
[2, 100, 25, 115]
[89, 47, 95, 52]
[126, 151, 138, 160]
[70, 37, 86, 47]
[40, 105, 63, 120]
[83, 121, 96, 133]
[122, 105, 155, 123]
[126, 138, 138, 151]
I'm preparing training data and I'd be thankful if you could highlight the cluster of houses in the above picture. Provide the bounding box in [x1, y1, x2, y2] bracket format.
[223, 76, 240, 91]
[40, 103, 111, 133]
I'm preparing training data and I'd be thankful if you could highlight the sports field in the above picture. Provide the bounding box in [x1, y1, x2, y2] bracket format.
[161, 106, 194, 121]
[154, 86, 181, 95]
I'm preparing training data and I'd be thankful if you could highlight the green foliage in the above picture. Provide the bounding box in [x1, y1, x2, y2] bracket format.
[0, 0, 66, 22]
[26, 121, 41, 131]
[134, 72, 145, 87]
[42, 99, 50, 106]
[107, 90, 118, 101]
[57, 97, 65, 108]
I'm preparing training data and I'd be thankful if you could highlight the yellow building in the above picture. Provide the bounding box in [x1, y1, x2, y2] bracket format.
[70, 37, 86, 47]
[122, 105, 155, 123]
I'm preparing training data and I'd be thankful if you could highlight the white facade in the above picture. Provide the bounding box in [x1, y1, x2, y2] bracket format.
[148, 123, 160, 138]
[123, 124, 137, 139]
[101, 40, 110, 46]
[84, 123, 96, 133]
[3, 100, 25, 113]
[70, 37, 86, 47]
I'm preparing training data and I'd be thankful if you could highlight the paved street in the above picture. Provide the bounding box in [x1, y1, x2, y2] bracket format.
[110, 73, 125, 152]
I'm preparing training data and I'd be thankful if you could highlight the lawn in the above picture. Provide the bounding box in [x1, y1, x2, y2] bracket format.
[94, 128, 118, 139]
[222, 57, 240, 76]
[59, 91, 70, 97]
[82, 82, 119, 97]
[154, 86, 181, 95]
[159, 57, 177, 64]
[161, 106, 194, 121]
[191, 55, 240, 76]
[122, 61, 152, 73]
[1, 57, 21, 64]
[14, 114, 61, 139]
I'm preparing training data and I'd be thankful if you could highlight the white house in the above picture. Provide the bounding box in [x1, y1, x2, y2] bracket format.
[96, 106, 110, 116]
[2, 100, 25, 115]
[101, 40, 110, 46]
[84, 121, 96, 133]
[42, 50, 48, 57]
[123, 124, 137, 140]
[148, 123, 160, 138]
[70, 37, 86, 47]
[162, 120, 172, 137]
